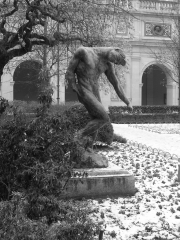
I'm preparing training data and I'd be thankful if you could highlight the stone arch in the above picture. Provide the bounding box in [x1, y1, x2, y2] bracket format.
[140, 61, 175, 105]
[13, 60, 42, 101]
[140, 61, 173, 84]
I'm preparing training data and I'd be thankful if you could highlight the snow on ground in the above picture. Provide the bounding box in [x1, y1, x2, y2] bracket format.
[73, 124, 180, 240]
[112, 124, 180, 158]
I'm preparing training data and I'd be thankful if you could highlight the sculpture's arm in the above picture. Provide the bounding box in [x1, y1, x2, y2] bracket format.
[65, 50, 81, 92]
[105, 63, 132, 108]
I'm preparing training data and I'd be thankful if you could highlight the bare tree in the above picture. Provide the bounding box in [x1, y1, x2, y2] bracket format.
[0, 0, 133, 95]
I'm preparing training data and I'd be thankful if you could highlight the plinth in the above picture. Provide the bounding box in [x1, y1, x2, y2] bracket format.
[61, 168, 136, 199]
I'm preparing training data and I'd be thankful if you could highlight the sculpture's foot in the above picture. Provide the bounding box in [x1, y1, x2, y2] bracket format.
[71, 131, 108, 168]
[71, 135, 108, 168]
[80, 150, 109, 168]
[71, 149, 108, 169]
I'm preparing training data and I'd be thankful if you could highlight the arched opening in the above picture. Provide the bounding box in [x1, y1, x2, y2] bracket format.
[142, 64, 167, 105]
[13, 60, 42, 101]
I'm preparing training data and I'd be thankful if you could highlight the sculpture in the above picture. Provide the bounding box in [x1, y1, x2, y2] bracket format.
[65, 47, 132, 166]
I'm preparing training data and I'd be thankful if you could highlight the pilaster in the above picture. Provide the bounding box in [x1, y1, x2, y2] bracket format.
[166, 83, 177, 105]
[139, 83, 143, 105]
[131, 56, 141, 105]
[9, 81, 14, 101]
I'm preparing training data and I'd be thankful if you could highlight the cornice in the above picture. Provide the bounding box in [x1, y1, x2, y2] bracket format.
[131, 13, 174, 19]
[130, 10, 177, 18]
[130, 39, 170, 47]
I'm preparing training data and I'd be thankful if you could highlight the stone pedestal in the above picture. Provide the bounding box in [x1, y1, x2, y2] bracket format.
[61, 168, 136, 199]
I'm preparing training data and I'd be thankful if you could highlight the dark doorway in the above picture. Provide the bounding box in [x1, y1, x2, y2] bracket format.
[142, 65, 167, 105]
[13, 60, 42, 101]
[65, 82, 78, 102]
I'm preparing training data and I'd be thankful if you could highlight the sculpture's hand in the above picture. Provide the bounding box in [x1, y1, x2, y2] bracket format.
[127, 102, 133, 111]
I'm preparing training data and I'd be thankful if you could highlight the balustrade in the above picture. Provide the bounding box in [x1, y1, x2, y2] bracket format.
[138, 0, 178, 12]
[95, 0, 178, 12]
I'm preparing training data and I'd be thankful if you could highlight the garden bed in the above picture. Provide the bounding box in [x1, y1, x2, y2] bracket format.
[129, 124, 180, 134]
[1, 99, 180, 239]
[76, 141, 180, 240]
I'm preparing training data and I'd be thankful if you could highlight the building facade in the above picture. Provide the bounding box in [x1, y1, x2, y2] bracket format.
[1, 0, 179, 108]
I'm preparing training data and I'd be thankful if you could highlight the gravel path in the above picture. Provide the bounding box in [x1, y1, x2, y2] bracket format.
[112, 124, 180, 158]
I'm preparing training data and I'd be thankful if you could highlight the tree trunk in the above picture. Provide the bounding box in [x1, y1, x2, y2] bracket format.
[178, 7, 180, 122]
[57, 23, 60, 105]
[0, 64, 5, 97]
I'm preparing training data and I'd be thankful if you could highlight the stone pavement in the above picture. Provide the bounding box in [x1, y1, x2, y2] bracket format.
[112, 124, 180, 158]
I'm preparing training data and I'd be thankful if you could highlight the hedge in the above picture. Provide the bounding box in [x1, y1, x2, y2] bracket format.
[109, 105, 180, 124]
[109, 105, 180, 114]
[110, 113, 179, 124]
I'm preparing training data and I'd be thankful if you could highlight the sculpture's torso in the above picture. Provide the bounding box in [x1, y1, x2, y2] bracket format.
[75, 47, 110, 100]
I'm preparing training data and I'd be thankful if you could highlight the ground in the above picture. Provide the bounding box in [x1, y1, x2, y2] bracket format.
[71, 124, 180, 240]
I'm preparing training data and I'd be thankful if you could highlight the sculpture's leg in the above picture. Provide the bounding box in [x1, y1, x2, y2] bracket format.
[89, 130, 98, 148]
[75, 88, 110, 148]
[71, 88, 110, 168]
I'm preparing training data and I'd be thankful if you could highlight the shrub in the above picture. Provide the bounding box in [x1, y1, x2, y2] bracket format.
[0, 111, 74, 200]
[46, 200, 99, 240]
[113, 133, 127, 143]
[0, 109, 99, 239]
[0, 192, 98, 240]
[0, 97, 9, 115]
[109, 105, 180, 124]
[0, 192, 48, 240]
[49, 101, 80, 115]
[0, 100, 114, 200]
[8, 100, 41, 113]
[98, 121, 114, 145]
[0, 99, 104, 239]
[110, 112, 179, 124]
[109, 105, 180, 115]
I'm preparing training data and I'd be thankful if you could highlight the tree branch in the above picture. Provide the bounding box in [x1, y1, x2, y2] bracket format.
[53, 32, 86, 44]
[0, 17, 6, 34]
[1, 0, 19, 18]
[31, 5, 66, 23]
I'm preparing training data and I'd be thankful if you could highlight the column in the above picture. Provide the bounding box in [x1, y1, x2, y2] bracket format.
[9, 81, 14, 101]
[59, 78, 65, 104]
[147, 69, 154, 105]
[131, 56, 141, 105]
[0, 82, 1, 97]
[1, 73, 13, 101]
[51, 75, 65, 104]
[166, 83, 176, 105]
[139, 83, 143, 105]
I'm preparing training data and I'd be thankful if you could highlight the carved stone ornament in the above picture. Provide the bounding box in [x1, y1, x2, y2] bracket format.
[152, 25, 164, 36]
[116, 21, 127, 35]
[145, 22, 171, 37]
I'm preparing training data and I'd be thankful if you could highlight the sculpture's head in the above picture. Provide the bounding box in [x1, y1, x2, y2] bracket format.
[108, 48, 126, 66]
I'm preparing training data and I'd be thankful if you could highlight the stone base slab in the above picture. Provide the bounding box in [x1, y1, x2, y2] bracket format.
[61, 168, 136, 199]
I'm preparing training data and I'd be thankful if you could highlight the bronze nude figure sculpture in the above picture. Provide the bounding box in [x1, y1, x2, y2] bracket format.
[65, 46, 132, 166]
